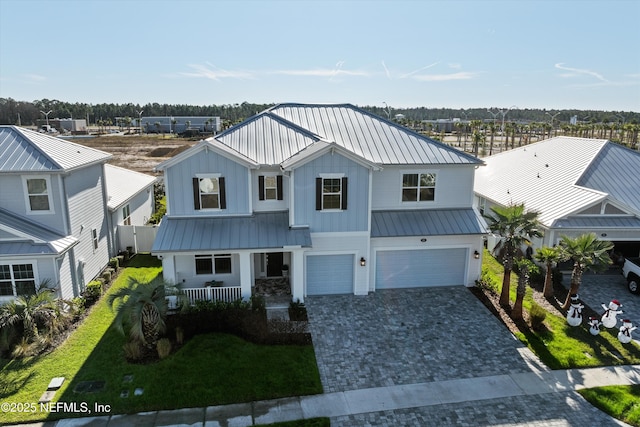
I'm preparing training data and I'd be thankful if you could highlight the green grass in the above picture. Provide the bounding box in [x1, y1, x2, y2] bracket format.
[0, 255, 321, 424]
[483, 249, 640, 426]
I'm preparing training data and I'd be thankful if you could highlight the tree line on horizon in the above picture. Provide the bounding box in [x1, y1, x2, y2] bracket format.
[1, 97, 638, 129]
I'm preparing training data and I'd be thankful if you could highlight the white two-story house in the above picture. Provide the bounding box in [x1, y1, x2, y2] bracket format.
[0, 126, 156, 302]
[152, 104, 487, 303]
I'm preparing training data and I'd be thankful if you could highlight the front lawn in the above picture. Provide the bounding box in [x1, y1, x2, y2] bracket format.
[0, 255, 321, 424]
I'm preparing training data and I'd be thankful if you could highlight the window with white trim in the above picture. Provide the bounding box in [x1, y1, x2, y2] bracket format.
[193, 176, 226, 210]
[25, 177, 53, 212]
[402, 173, 436, 202]
[0, 263, 36, 296]
[195, 254, 232, 275]
[315, 176, 348, 210]
[122, 204, 131, 225]
[259, 175, 283, 201]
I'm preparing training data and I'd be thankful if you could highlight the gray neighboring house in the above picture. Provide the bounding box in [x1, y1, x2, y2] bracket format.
[0, 126, 155, 302]
[474, 136, 640, 257]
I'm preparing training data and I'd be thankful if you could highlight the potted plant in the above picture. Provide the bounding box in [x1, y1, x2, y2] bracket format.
[282, 264, 289, 277]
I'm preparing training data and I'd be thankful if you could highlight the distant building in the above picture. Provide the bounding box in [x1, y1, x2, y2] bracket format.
[141, 116, 221, 134]
[52, 119, 88, 134]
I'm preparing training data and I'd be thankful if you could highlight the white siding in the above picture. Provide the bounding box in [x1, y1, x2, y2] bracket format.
[371, 165, 475, 210]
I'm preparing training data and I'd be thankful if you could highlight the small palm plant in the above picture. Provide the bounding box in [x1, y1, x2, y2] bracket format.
[108, 277, 180, 350]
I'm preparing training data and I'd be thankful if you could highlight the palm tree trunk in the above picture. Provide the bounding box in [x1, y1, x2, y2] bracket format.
[562, 265, 583, 309]
[500, 269, 512, 307]
[542, 264, 554, 298]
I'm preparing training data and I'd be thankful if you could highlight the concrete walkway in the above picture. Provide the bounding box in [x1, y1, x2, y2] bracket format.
[18, 365, 639, 426]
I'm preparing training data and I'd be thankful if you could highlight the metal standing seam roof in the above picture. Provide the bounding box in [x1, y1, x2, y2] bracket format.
[104, 164, 157, 210]
[575, 143, 640, 215]
[151, 211, 312, 253]
[371, 208, 488, 237]
[554, 216, 640, 229]
[0, 126, 111, 172]
[0, 208, 78, 255]
[474, 137, 611, 227]
[213, 104, 482, 166]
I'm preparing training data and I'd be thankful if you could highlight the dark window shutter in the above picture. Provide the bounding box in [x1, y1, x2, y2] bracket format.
[341, 177, 348, 210]
[219, 177, 226, 209]
[315, 178, 322, 210]
[258, 176, 265, 200]
[276, 175, 283, 200]
[193, 178, 201, 210]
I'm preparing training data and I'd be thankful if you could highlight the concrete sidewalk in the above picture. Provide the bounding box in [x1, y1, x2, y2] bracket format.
[24, 364, 639, 427]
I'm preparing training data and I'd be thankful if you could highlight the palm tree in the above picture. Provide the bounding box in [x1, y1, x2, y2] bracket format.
[108, 277, 175, 348]
[534, 246, 561, 298]
[487, 122, 497, 155]
[484, 204, 543, 307]
[557, 233, 613, 309]
[512, 259, 530, 320]
[472, 129, 485, 157]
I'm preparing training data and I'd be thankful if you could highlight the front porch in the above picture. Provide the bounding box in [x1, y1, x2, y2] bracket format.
[180, 277, 291, 306]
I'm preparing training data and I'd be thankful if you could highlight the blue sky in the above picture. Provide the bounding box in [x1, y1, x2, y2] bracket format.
[1, 0, 638, 112]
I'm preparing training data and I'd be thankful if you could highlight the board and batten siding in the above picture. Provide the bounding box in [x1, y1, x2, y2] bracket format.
[64, 164, 110, 290]
[293, 152, 369, 232]
[371, 164, 476, 210]
[166, 150, 250, 216]
[251, 168, 288, 213]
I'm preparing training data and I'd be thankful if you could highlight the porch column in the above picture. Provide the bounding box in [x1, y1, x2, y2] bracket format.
[291, 250, 304, 303]
[161, 255, 176, 284]
[239, 252, 252, 301]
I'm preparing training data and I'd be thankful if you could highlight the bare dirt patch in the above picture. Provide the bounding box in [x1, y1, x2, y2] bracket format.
[70, 135, 199, 175]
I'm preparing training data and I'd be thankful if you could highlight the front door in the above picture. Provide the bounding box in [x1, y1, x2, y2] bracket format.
[266, 252, 284, 277]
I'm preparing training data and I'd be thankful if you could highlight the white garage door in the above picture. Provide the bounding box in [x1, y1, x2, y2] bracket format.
[307, 254, 354, 295]
[375, 248, 467, 289]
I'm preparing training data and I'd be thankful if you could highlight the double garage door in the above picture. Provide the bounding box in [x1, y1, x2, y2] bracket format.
[375, 248, 467, 289]
[306, 249, 467, 295]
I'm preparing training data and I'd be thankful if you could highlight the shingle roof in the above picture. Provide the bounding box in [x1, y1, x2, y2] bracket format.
[0, 208, 78, 256]
[0, 126, 111, 172]
[105, 164, 157, 210]
[371, 208, 487, 237]
[151, 212, 311, 252]
[213, 103, 482, 166]
[474, 137, 612, 227]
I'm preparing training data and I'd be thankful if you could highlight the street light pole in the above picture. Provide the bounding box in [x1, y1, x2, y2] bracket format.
[40, 110, 52, 129]
[545, 111, 561, 137]
[136, 110, 144, 134]
[382, 102, 391, 119]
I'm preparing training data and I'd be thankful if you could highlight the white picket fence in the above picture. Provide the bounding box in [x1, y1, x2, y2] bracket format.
[182, 286, 243, 305]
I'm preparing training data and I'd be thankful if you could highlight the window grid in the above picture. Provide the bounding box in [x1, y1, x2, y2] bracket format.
[322, 178, 342, 210]
[402, 173, 436, 202]
[199, 178, 220, 209]
[0, 264, 36, 296]
[26, 178, 51, 211]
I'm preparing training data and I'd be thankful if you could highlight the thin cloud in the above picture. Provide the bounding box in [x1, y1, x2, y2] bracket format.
[25, 74, 47, 82]
[555, 63, 608, 82]
[412, 71, 477, 82]
[400, 62, 440, 79]
[181, 63, 254, 81]
[381, 61, 391, 79]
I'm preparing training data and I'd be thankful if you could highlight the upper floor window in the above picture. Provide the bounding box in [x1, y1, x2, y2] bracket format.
[0, 263, 36, 297]
[92, 228, 99, 252]
[24, 176, 53, 213]
[316, 176, 348, 211]
[122, 204, 131, 225]
[193, 176, 226, 210]
[402, 173, 436, 202]
[258, 175, 283, 201]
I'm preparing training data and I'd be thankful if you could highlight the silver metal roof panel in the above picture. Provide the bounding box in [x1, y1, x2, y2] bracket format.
[554, 216, 640, 229]
[371, 208, 487, 237]
[105, 164, 157, 210]
[0, 208, 78, 255]
[0, 126, 111, 172]
[152, 211, 311, 252]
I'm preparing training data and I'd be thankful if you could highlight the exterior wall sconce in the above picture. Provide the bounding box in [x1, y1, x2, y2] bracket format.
[474, 250, 480, 259]
[360, 257, 366, 267]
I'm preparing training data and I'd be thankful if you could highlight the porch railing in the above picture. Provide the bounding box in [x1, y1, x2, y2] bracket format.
[182, 286, 243, 305]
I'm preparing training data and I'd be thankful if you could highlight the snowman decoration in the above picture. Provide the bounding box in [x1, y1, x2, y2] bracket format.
[588, 317, 603, 336]
[601, 299, 623, 328]
[617, 319, 637, 344]
[566, 294, 584, 327]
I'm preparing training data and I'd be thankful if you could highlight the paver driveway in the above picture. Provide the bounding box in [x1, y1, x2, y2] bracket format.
[579, 273, 640, 329]
[305, 286, 535, 394]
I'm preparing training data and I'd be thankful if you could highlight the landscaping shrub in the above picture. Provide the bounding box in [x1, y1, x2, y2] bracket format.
[529, 302, 547, 331]
[122, 340, 144, 362]
[289, 299, 308, 321]
[109, 257, 120, 270]
[475, 267, 500, 294]
[102, 270, 112, 284]
[83, 280, 103, 305]
[156, 338, 172, 359]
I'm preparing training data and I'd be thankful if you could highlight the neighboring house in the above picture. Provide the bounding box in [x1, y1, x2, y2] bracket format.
[474, 136, 640, 258]
[0, 126, 112, 302]
[152, 103, 486, 303]
[104, 164, 157, 253]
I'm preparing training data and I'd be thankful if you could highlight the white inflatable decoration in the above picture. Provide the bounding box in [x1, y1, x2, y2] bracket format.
[566, 294, 584, 327]
[588, 317, 602, 336]
[617, 319, 637, 344]
[601, 299, 623, 329]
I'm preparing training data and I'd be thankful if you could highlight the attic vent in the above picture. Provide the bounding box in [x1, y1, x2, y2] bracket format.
[545, 164, 549, 167]
[537, 173, 540, 178]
